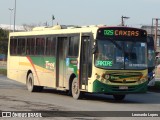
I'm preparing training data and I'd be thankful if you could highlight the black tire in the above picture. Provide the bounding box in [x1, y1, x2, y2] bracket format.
[67, 90, 72, 96]
[71, 78, 83, 99]
[113, 95, 126, 101]
[26, 73, 43, 92]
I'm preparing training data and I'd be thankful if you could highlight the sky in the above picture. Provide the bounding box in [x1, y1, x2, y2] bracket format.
[0, 0, 160, 27]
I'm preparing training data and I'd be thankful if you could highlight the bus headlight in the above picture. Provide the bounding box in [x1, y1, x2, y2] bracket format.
[105, 75, 110, 80]
[101, 73, 110, 80]
[95, 73, 100, 79]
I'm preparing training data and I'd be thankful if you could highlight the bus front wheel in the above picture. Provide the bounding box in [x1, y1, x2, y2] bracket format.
[26, 73, 43, 92]
[113, 95, 126, 101]
[71, 78, 83, 99]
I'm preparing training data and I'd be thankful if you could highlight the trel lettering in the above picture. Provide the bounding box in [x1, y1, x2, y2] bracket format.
[45, 61, 55, 69]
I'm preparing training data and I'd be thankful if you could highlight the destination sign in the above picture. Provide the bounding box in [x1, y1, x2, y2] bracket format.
[97, 27, 147, 38]
[104, 30, 139, 37]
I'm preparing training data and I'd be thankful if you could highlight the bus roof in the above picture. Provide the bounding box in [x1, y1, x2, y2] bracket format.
[9, 25, 146, 39]
[9, 25, 102, 37]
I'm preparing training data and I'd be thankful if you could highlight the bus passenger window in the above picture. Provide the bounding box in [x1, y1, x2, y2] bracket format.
[17, 38, 26, 55]
[10, 38, 18, 55]
[68, 36, 79, 57]
[27, 38, 35, 55]
[35, 37, 45, 55]
[46, 37, 56, 56]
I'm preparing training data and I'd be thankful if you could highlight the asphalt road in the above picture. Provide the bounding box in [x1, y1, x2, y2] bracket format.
[0, 75, 160, 120]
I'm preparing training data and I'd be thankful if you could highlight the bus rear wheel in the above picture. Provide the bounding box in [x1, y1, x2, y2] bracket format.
[71, 78, 83, 99]
[26, 73, 43, 92]
[113, 95, 126, 101]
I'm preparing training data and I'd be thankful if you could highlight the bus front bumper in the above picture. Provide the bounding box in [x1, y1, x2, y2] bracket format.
[93, 80, 148, 94]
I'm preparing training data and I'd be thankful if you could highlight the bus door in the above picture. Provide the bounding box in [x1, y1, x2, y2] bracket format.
[56, 37, 68, 88]
[80, 35, 92, 90]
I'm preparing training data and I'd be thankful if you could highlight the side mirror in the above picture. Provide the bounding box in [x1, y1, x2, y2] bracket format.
[92, 45, 97, 54]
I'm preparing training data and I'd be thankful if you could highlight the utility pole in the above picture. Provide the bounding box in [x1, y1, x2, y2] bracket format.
[121, 16, 130, 26]
[155, 19, 158, 51]
[9, 8, 14, 32]
[152, 18, 160, 51]
[14, 0, 16, 32]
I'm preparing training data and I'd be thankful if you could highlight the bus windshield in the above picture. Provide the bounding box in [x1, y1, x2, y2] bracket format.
[95, 39, 147, 70]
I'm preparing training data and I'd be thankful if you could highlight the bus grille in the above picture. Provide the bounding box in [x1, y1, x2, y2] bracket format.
[109, 80, 137, 83]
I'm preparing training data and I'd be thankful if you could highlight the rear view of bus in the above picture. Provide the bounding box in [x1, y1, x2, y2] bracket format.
[91, 27, 148, 100]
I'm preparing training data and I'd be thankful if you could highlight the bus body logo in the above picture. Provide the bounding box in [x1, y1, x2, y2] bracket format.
[45, 61, 55, 70]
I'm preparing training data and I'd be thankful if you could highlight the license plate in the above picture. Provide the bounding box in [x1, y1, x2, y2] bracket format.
[119, 86, 128, 90]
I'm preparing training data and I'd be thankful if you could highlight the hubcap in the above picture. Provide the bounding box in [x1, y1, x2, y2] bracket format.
[28, 77, 32, 89]
[73, 81, 78, 95]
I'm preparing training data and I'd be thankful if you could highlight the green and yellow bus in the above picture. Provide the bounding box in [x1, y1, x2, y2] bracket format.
[7, 25, 148, 100]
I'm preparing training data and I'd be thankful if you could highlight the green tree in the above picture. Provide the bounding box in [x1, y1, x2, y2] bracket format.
[0, 28, 9, 56]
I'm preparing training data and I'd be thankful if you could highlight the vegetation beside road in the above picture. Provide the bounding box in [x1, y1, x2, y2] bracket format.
[0, 28, 8, 76]
[0, 28, 9, 57]
[0, 69, 7, 75]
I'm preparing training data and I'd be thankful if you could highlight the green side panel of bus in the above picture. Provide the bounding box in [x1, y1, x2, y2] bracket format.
[29, 56, 56, 71]
[29, 56, 78, 77]
[93, 80, 148, 94]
